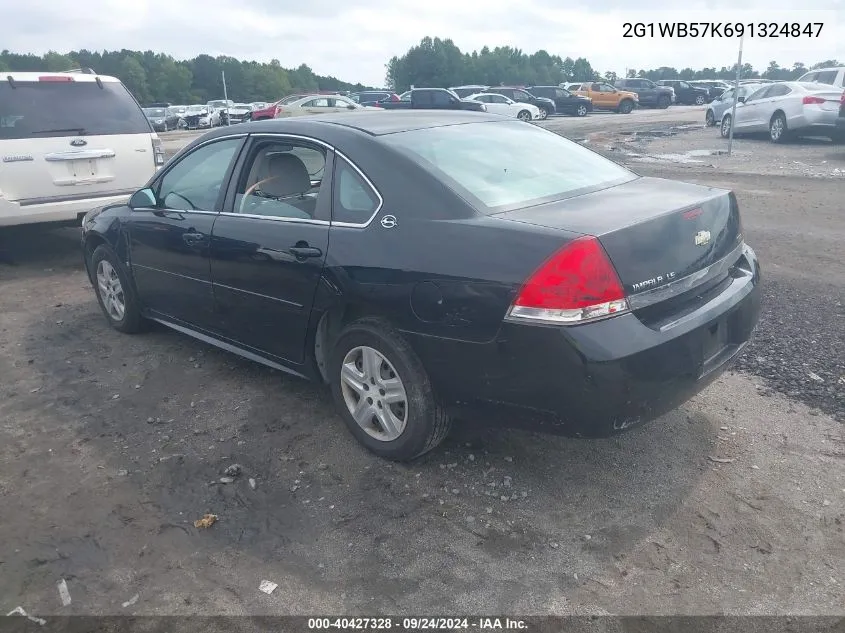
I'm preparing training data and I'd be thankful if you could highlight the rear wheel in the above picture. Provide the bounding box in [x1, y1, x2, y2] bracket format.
[657, 95, 670, 109]
[720, 114, 732, 138]
[329, 318, 451, 461]
[769, 112, 787, 143]
[537, 108, 548, 120]
[90, 245, 144, 334]
[576, 104, 588, 117]
[695, 94, 707, 106]
[517, 110, 532, 122]
[705, 109, 715, 127]
[618, 99, 634, 114]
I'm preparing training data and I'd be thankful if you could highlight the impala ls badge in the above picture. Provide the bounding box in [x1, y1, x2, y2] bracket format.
[70, 138, 87, 147]
[380, 215, 397, 229]
[694, 230, 711, 246]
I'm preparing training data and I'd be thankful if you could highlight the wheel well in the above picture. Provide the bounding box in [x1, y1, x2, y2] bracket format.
[313, 304, 380, 383]
[83, 234, 108, 282]
[770, 110, 786, 124]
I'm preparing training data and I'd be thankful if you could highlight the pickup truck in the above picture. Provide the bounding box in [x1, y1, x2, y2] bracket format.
[378, 88, 487, 111]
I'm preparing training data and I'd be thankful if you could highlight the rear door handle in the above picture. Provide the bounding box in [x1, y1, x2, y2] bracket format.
[183, 232, 206, 245]
[289, 245, 322, 259]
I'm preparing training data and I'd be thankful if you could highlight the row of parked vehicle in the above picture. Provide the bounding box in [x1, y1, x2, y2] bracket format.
[142, 100, 269, 131]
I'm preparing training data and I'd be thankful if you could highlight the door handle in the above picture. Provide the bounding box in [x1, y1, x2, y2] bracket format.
[183, 232, 206, 245]
[289, 245, 323, 259]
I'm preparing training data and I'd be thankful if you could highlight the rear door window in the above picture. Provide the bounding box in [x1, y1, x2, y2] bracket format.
[431, 91, 453, 106]
[0, 80, 151, 139]
[813, 71, 838, 85]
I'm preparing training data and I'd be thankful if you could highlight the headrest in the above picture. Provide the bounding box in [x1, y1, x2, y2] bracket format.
[260, 153, 311, 197]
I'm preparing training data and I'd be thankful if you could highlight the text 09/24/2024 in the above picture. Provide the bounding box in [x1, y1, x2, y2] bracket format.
[622, 22, 825, 38]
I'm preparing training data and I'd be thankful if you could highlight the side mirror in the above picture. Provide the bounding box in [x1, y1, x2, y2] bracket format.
[129, 188, 156, 210]
[347, 104, 356, 110]
[737, 96, 746, 103]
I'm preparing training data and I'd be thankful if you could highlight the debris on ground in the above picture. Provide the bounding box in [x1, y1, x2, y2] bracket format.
[219, 477, 235, 484]
[708, 456, 736, 464]
[259, 580, 278, 595]
[194, 513, 218, 529]
[224, 464, 242, 477]
[7, 607, 47, 626]
[57, 579, 71, 606]
[249, 478, 257, 490]
[122, 594, 139, 608]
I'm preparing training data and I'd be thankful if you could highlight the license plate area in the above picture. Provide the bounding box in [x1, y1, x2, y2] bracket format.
[699, 316, 737, 378]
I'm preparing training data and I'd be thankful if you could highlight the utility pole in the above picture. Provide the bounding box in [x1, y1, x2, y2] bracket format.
[727, 34, 744, 156]
[222, 70, 231, 126]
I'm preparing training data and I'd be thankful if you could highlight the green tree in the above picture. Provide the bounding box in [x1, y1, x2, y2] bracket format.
[118, 55, 151, 104]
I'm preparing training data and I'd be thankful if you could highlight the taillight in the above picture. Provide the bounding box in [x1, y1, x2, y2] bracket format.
[506, 236, 629, 325]
[39, 75, 74, 82]
[802, 96, 825, 105]
[272, 106, 281, 118]
[840, 91, 845, 106]
[151, 136, 165, 167]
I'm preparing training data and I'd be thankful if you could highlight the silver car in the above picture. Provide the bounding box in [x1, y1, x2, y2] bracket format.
[719, 81, 844, 143]
[705, 83, 772, 127]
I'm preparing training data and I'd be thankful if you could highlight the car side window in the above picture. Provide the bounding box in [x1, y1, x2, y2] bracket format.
[745, 86, 769, 101]
[156, 138, 241, 212]
[555, 88, 569, 98]
[766, 85, 791, 97]
[303, 98, 331, 108]
[333, 156, 380, 225]
[431, 91, 453, 106]
[800, 72, 817, 83]
[591, 83, 602, 91]
[331, 97, 355, 108]
[490, 94, 508, 103]
[512, 90, 530, 101]
[814, 71, 837, 85]
[233, 140, 326, 219]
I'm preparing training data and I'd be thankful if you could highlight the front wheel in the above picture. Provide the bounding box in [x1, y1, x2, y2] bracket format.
[618, 99, 634, 114]
[576, 104, 588, 117]
[537, 108, 548, 120]
[705, 109, 715, 127]
[90, 245, 144, 334]
[769, 112, 787, 143]
[720, 114, 732, 138]
[330, 318, 451, 461]
[695, 94, 707, 106]
[517, 110, 533, 122]
[657, 95, 670, 109]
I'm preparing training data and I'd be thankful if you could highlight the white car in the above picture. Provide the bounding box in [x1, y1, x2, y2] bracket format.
[797, 66, 845, 90]
[226, 103, 253, 123]
[0, 70, 163, 227]
[184, 105, 219, 128]
[720, 81, 843, 143]
[275, 94, 380, 118]
[464, 93, 541, 121]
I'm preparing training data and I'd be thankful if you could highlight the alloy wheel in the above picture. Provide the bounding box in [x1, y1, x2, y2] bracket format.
[96, 260, 126, 322]
[340, 345, 408, 442]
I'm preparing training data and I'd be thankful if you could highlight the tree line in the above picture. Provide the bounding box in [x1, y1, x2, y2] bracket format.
[386, 36, 841, 91]
[1, 45, 840, 105]
[0, 49, 372, 105]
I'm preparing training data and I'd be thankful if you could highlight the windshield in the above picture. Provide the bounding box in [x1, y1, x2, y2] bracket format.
[0, 81, 151, 139]
[382, 121, 636, 212]
[144, 108, 166, 117]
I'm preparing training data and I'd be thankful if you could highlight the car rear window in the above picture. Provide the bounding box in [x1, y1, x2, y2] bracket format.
[0, 80, 151, 139]
[381, 121, 636, 212]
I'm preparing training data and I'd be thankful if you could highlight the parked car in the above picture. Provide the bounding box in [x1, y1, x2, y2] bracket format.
[464, 93, 540, 120]
[483, 87, 555, 119]
[719, 81, 844, 143]
[274, 94, 379, 117]
[379, 88, 487, 111]
[837, 89, 845, 132]
[448, 85, 490, 98]
[250, 102, 268, 111]
[797, 67, 845, 90]
[142, 106, 182, 132]
[527, 85, 592, 116]
[656, 80, 710, 105]
[80, 111, 760, 461]
[183, 105, 219, 129]
[351, 91, 400, 106]
[613, 78, 674, 108]
[689, 80, 732, 100]
[705, 83, 772, 127]
[225, 103, 253, 124]
[0, 71, 163, 227]
[249, 95, 311, 121]
[570, 82, 638, 113]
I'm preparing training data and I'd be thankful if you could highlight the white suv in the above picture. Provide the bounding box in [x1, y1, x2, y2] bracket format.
[0, 70, 163, 227]
[797, 67, 845, 90]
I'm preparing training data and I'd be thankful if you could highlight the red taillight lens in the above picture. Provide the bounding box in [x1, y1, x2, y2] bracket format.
[802, 96, 825, 105]
[391, 94, 400, 102]
[39, 75, 74, 82]
[272, 106, 281, 118]
[506, 236, 629, 325]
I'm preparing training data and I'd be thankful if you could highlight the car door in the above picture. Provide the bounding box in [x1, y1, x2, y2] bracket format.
[734, 85, 771, 130]
[300, 97, 333, 116]
[637, 79, 657, 104]
[757, 84, 795, 125]
[209, 135, 331, 365]
[126, 135, 245, 331]
[486, 94, 513, 116]
[330, 97, 359, 112]
[713, 87, 734, 120]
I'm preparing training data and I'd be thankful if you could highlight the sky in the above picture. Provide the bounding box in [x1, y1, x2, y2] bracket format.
[2, 0, 843, 86]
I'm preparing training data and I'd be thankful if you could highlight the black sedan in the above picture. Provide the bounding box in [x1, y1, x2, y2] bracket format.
[142, 107, 182, 132]
[527, 85, 593, 116]
[81, 111, 761, 461]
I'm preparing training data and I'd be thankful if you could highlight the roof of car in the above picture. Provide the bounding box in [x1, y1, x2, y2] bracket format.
[3, 71, 121, 83]
[203, 110, 505, 139]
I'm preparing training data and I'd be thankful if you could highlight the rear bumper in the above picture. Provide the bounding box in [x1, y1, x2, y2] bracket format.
[410, 244, 761, 437]
[0, 192, 134, 227]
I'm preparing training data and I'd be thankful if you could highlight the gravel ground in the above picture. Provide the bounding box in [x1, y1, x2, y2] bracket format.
[1, 107, 843, 618]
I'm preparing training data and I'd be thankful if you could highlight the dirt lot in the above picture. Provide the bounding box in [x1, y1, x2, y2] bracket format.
[1, 107, 844, 618]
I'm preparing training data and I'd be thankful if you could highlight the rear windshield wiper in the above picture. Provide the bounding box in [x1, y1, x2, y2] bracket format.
[30, 128, 88, 135]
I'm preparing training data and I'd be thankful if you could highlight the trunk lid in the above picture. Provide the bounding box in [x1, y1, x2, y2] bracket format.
[0, 76, 157, 203]
[495, 176, 743, 299]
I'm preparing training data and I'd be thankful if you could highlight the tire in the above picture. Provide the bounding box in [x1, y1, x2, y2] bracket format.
[90, 245, 144, 334]
[618, 99, 634, 114]
[537, 108, 548, 120]
[329, 317, 451, 461]
[695, 94, 707, 106]
[657, 95, 670, 109]
[576, 104, 588, 117]
[705, 109, 715, 127]
[720, 114, 732, 138]
[517, 110, 532, 122]
[769, 112, 787, 143]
